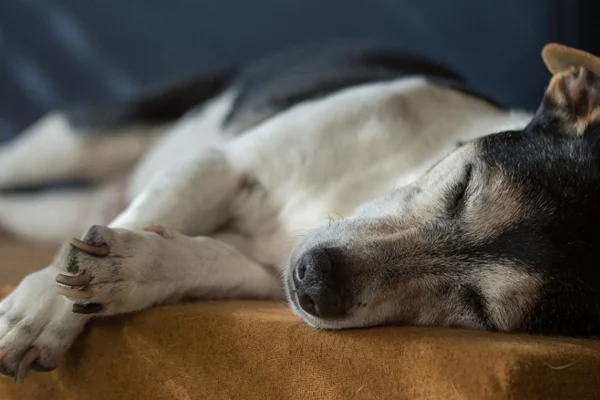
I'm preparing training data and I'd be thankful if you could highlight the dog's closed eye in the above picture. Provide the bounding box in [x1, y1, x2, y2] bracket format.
[446, 163, 473, 218]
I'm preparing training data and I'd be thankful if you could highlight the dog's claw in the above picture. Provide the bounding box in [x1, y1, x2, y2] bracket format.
[72, 302, 103, 314]
[14, 347, 40, 383]
[69, 238, 109, 257]
[55, 272, 91, 287]
[55, 286, 93, 300]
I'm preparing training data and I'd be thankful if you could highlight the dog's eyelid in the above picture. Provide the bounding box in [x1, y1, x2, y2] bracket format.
[446, 163, 473, 218]
[458, 163, 474, 200]
[463, 163, 474, 184]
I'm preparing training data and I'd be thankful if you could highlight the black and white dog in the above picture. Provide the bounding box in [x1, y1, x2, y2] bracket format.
[0, 41, 599, 380]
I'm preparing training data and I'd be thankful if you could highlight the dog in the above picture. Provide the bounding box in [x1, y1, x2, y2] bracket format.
[0, 41, 599, 381]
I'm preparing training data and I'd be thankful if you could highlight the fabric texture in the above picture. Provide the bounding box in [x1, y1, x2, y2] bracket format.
[1, 239, 600, 399]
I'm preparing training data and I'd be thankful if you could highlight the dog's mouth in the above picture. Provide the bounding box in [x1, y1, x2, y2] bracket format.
[285, 277, 388, 330]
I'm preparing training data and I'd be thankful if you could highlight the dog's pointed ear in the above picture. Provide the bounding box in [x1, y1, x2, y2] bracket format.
[541, 43, 600, 136]
[542, 43, 600, 76]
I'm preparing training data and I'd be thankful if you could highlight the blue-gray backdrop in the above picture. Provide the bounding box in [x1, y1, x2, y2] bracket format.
[0, 0, 596, 141]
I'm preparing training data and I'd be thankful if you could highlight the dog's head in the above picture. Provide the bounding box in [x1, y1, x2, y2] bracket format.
[285, 44, 600, 336]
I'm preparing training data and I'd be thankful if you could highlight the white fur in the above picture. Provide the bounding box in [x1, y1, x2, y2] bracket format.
[0, 77, 533, 375]
[0, 112, 162, 189]
[0, 181, 126, 242]
[0, 112, 163, 242]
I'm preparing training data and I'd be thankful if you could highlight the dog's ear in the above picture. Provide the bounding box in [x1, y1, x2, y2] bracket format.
[541, 44, 600, 135]
[542, 43, 600, 76]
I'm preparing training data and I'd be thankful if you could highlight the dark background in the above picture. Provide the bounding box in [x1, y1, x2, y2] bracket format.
[0, 0, 597, 141]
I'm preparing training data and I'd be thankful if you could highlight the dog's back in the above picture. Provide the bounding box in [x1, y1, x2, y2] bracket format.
[60, 41, 472, 137]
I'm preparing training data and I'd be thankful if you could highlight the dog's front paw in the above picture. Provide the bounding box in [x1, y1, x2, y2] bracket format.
[0, 267, 87, 381]
[54, 224, 174, 316]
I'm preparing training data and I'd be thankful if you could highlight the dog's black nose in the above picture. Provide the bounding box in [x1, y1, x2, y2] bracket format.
[292, 248, 344, 318]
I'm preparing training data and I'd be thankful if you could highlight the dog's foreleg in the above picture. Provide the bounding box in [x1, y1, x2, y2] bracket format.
[0, 226, 280, 379]
[0, 112, 161, 189]
[0, 146, 263, 379]
[111, 148, 243, 235]
[57, 226, 282, 313]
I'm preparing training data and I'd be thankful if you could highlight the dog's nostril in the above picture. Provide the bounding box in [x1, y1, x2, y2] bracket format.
[292, 248, 328, 289]
[296, 262, 306, 280]
[292, 263, 304, 290]
[297, 293, 316, 315]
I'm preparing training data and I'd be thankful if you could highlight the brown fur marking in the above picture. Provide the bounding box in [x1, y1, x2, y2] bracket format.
[546, 66, 600, 135]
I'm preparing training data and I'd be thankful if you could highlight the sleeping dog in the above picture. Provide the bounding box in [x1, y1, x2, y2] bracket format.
[0, 41, 599, 380]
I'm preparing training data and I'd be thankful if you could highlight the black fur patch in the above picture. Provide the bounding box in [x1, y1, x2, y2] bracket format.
[63, 70, 234, 134]
[60, 41, 502, 137]
[472, 120, 600, 336]
[223, 41, 468, 130]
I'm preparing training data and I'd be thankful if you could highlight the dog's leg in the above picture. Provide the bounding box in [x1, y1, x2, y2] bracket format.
[110, 148, 243, 234]
[0, 181, 126, 242]
[0, 267, 89, 379]
[0, 148, 263, 379]
[0, 112, 162, 189]
[0, 226, 280, 379]
[59, 225, 282, 312]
